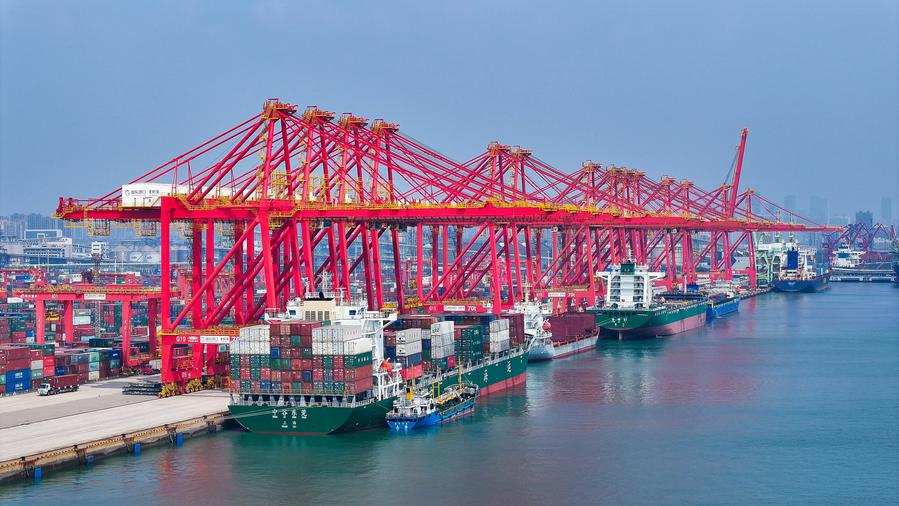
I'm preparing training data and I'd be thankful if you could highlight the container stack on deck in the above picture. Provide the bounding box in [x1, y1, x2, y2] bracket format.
[548, 312, 597, 343]
[230, 321, 374, 396]
[311, 325, 374, 395]
[424, 321, 456, 372]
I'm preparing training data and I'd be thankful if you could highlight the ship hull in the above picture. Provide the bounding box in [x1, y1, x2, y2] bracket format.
[229, 351, 528, 435]
[774, 275, 829, 292]
[527, 336, 596, 361]
[706, 298, 740, 318]
[551, 336, 598, 359]
[593, 302, 708, 340]
[527, 341, 555, 361]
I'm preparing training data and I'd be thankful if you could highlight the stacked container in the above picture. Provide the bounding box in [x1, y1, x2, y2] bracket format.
[488, 318, 511, 353]
[501, 313, 526, 347]
[0, 345, 33, 394]
[453, 324, 485, 365]
[230, 321, 376, 397]
[229, 324, 271, 393]
[395, 328, 423, 379]
[425, 321, 456, 371]
[548, 312, 597, 343]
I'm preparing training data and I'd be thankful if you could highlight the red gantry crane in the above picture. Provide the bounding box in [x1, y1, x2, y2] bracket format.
[52, 99, 836, 386]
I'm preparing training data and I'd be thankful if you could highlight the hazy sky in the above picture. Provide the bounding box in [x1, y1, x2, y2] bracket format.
[1, 0, 897, 220]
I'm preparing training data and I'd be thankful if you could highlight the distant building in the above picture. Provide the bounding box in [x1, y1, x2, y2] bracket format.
[23, 229, 63, 240]
[784, 194, 797, 212]
[854, 211, 873, 228]
[829, 215, 850, 227]
[809, 195, 828, 224]
[882, 197, 893, 225]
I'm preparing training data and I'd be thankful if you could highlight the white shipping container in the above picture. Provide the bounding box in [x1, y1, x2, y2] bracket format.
[88, 371, 100, 382]
[73, 316, 92, 325]
[431, 321, 454, 335]
[396, 328, 422, 344]
[31, 360, 44, 370]
[490, 330, 510, 342]
[344, 337, 373, 355]
[397, 340, 422, 356]
[489, 340, 510, 353]
[489, 319, 509, 332]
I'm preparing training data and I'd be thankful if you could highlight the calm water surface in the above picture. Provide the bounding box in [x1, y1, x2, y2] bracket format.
[3, 283, 898, 505]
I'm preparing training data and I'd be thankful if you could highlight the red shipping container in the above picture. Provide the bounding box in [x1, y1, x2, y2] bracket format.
[312, 356, 323, 368]
[333, 356, 344, 369]
[290, 359, 302, 370]
[0, 385, 5, 394]
[301, 335, 312, 347]
[301, 358, 312, 370]
[240, 355, 250, 367]
[400, 364, 423, 381]
[29, 349, 42, 361]
[251, 380, 261, 391]
[334, 368, 345, 381]
[43, 356, 55, 367]
[43, 366, 55, 377]
[302, 382, 313, 394]
[447, 355, 456, 368]
[271, 371, 281, 382]
[312, 369, 324, 381]
[240, 367, 250, 378]
[282, 382, 292, 394]
[260, 368, 271, 381]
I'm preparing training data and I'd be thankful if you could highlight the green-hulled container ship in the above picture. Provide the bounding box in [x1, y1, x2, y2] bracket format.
[228, 294, 528, 435]
[591, 261, 708, 339]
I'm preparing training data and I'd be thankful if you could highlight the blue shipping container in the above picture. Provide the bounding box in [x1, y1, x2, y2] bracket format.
[270, 347, 281, 359]
[6, 369, 31, 384]
[9, 381, 29, 392]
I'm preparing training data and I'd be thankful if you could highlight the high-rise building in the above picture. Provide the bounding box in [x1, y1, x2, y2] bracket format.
[829, 215, 850, 227]
[854, 211, 873, 228]
[784, 194, 797, 212]
[881, 197, 893, 225]
[809, 195, 828, 224]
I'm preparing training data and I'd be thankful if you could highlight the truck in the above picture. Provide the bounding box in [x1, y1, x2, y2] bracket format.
[140, 359, 161, 375]
[37, 375, 81, 396]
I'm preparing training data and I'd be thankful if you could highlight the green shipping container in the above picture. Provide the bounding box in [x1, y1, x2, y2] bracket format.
[290, 336, 302, 346]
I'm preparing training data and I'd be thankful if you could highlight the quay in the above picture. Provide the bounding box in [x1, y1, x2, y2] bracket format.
[0, 376, 230, 483]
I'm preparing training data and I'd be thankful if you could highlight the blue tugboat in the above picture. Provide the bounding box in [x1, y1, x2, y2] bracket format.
[774, 248, 829, 293]
[386, 380, 478, 431]
[706, 292, 740, 318]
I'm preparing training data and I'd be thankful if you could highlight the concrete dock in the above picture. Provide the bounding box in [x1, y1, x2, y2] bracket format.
[0, 376, 231, 482]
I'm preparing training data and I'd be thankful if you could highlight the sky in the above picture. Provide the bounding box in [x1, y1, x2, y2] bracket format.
[1, 0, 897, 221]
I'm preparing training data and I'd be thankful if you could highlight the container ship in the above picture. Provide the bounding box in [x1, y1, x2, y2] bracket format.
[227, 296, 528, 435]
[590, 261, 708, 339]
[828, 243, 895, 282]
[527, 310, 598, 361]
[773, 247, 829, 292]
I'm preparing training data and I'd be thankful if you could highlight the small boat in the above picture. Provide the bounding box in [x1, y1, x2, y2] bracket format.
[386, 379, 479, 431]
